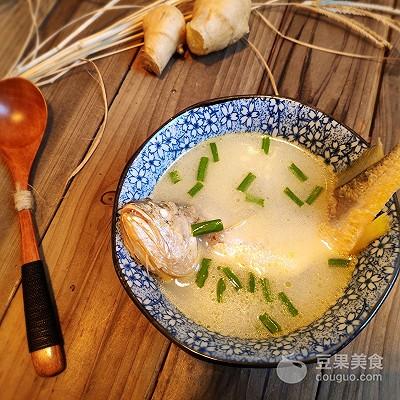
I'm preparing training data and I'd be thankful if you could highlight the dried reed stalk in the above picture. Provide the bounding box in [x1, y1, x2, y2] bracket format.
[323, 5, 400, 35]
[9, 0, 192, 83]
[314, 1, 400, 17]
[245, 38, 279, 96]
[254, 1, 391, 48]
[64, 60, 108, 187]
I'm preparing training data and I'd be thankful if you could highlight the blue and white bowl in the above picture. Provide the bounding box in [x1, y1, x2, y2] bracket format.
[112, 96, 400, 366]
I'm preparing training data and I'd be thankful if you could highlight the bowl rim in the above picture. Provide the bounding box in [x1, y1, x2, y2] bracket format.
[111, 94, 400, 368]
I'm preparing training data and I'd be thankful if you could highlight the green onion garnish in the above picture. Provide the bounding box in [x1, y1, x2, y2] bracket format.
[262, 136, 271, 155]
[237, 172, 256, 192]
[217, 278, 226, 302]
[187, 182, 204, 197]
[260, 278, 273, 302]
[169, 170, 181, 184]
[328, 258, 351, 267]
[197, 157, 209, 182]
[284, 187, 304, 207]
[306, 185, 324, 205]
[248, 272, 256, 293]
[245, 192, 265, 207]
[210, 142, 219, 162]
[289, 163, 308, 182]
[278, 291, 298, 316]
[196, 258, 211, 288]
[259, 313, 281, 334]
[191, 219, 224, 236]
[222, 267, 242, 290]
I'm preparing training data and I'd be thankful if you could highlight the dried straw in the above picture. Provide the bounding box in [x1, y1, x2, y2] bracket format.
[314, 1, 400, 17]
[301, 4, 391, 48]
[5, 0, 42, 78]
[255, 10, 392, 61]
[244, 38, 279, 96]
[19, 4, 145, 67]
[324, 5, 400, 35]
[64, 60, 108, 187]
[27, 0, 41, 59]
[254, 1, 391, 49]
[35, 41, 144, 87]
[11, 0, 191, 83]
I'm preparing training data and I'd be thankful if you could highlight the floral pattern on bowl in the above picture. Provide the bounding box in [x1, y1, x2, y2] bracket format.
[112, 96, 400, 366]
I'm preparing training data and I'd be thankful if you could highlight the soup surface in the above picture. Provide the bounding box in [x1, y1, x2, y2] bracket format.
[152, 133, 353, 338]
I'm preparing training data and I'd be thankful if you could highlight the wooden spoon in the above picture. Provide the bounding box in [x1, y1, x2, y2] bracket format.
[0, 77, 65, 377]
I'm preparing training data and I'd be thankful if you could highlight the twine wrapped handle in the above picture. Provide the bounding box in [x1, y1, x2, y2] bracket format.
[14, 188, 65, 377]
[14, 189, 35, 211]
[21, 261, 62, 353]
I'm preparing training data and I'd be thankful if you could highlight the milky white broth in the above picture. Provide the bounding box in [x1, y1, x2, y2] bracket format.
[151, 133, 353, 338]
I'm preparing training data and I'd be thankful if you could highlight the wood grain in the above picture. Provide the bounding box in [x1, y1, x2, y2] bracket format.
[0, 0, 399, 399]
[259, 0, 391, 139]
[152, 345, 269, 400]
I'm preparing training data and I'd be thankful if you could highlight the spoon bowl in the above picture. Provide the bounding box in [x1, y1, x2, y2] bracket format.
[0, 77, 47, 185]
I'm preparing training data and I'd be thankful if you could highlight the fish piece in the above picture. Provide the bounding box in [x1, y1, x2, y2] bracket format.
[120, 199, 199, 278]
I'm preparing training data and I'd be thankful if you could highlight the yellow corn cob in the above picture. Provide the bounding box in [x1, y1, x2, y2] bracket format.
[326, 144, 400, 254]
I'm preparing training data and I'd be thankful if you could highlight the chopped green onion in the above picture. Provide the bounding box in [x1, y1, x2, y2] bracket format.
[260, 278, 273, 302]
[197, 157, 209, 182]
[278, 291, 299, 316]
[248, 272, 256, 293]
[328, 258, 351, 267]
[237, 172, 256, 192]
[259, 313, 281, 334]
[196, 258, 211, 288]
[217, 278, 226, 302]
[169, 170, 181, 184]
[188, 182, 204, 197]
[289, 163, 308, 182]
[306, 185, 324, 205]
[191, 219, 224, 236]
[284, 187, 304, 207]
[262, 136, 271, 155]
[210, 142, 219, 162]
[222, 267, 242, 290]
[245, 192, 265, 207]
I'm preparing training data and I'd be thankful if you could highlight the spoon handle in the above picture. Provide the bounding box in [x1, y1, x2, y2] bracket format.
[18, 210, 66, 377]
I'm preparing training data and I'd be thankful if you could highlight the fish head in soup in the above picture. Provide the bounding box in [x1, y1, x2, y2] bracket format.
[120, 199, 199, 278]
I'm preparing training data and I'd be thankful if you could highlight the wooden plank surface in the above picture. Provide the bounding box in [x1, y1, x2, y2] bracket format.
[0, 0, 399, 399]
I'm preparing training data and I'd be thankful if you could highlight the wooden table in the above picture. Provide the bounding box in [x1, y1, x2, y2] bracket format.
[1, 1, 399, 399]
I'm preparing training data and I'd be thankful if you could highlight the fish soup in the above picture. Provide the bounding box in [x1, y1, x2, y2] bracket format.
[150, 133, 353, 338]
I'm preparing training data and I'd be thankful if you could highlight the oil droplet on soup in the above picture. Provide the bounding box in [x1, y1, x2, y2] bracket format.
[151, 133, 352, 339]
